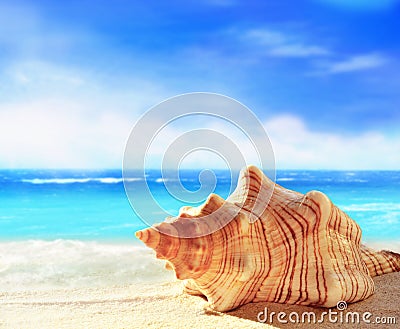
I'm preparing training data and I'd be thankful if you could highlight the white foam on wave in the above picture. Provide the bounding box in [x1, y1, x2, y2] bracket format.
[277, 177, 295, 182]
[21, 177, 143, 184]
[155, 178, 177, 183]
[22, 178, 91, 184]
[96, 177, 123, 184]
[0, 240, 174, 292]
[348, 179, 368, 183]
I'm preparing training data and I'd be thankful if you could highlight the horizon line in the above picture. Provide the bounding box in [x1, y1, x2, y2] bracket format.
[1, 168, 400, 171]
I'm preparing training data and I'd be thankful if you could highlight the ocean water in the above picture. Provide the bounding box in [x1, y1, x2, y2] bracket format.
[0, 170, 399, 291]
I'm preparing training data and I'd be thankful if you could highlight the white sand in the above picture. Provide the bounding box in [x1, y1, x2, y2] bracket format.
[1, 272, 399, 329]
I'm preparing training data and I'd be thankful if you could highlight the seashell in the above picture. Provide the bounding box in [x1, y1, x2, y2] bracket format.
[135, 166, 400, 312]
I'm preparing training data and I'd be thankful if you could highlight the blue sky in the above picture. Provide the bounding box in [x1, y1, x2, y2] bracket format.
[0, 0, 399, 169]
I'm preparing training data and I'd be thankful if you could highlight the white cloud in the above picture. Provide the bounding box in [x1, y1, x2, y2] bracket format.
[269, 44, 329, 57]
[244, 29, 330, 58]
[0, 59, 171, 168]
[0, 99, 131, 168]
[265, 115, 400, 169]
[319, 53, 387, 74]
[1, 59, 397, 170]
[1, 100, 398, 170]
[144, 116, 265, 170]
[0, 99, 266, 170]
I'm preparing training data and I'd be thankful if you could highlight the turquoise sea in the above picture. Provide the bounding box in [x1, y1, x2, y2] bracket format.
[0, 170, 399, 291]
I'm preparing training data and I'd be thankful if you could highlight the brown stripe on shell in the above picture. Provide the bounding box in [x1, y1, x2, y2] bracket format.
[136, 165, 400, 312]
[361, 245, 400, 277]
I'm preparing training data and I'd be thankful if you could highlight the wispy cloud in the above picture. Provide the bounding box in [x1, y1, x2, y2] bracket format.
[321, 53, 388, 74]
[269, 44, 329, 57]
[265, 115, 400, 169]
[242, 28, 389, 77]
[244, 29, 330, 58]
[0, 2, 398, 170]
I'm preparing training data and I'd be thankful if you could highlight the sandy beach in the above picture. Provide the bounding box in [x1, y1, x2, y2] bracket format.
[1, 272, 398, 329]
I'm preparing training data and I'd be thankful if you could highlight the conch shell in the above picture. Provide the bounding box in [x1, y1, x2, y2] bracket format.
[136, 166, 400, 312]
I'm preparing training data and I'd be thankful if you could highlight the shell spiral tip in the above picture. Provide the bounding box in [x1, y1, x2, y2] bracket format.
[135, 230, 143, 241]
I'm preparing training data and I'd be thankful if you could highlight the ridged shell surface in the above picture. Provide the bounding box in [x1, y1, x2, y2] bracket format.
[136, 166, 400, 311]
